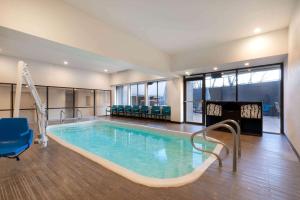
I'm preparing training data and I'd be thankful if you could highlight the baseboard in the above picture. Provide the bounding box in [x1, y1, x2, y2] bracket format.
[284, 134, 300, 161]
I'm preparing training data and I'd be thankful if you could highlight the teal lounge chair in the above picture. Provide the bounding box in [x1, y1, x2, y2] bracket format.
[125, 105, 132, 116]
[117, 105, 125, 116]
[159, 106, 171, 119]
[140, 106, 149, 118]
[149, 106, 161, 119]
[132, 105, 140, 117]
[111, 105, 118, 115]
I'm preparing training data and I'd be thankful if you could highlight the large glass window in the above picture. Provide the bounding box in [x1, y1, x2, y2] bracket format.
[238, 65, 281, 133]
[147, 82, 157, 106]
[130, 84, 145, 106]
[138, 84, 145, 106]
[147, 81, 167, 106]
[205, 71, 236, 101]
[158, 81, 167, 105]
[116, 85, 128, 105]
[130, 84, 138, 105]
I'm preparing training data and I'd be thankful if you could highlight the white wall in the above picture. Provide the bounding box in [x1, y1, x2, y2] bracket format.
[285, 1, 300, 154]
[172, 29, 288, 73]
[110, 70, 166, 86]
[166, 77, 184, 122]
[0, 55, 110, 89]
[0, 0, 170, 73]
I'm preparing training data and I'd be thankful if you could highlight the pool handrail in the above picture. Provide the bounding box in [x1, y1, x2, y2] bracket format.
[191, 119, 240, 172]
[60, 110, 65, 124]
[76, 109, 83, 121]
[215, 119, 241, 157]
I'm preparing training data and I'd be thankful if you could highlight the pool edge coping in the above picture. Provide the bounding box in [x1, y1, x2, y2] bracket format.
[47, 119, 223, 188]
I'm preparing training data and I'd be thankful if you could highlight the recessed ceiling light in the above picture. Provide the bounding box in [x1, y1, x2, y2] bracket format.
[254, 27, 261, 34]
[185, 71, 190, 76]
[104, 69, 108, 72]
[63, 61, 68, 65]
[213, 67, 218, 71]
[244, 62, 250, 66]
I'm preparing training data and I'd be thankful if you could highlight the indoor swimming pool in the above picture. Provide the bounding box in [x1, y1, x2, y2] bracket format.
[47, 120, 222, 187]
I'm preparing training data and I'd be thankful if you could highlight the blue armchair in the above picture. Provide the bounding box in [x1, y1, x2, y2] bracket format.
[0, 118, 33, 161]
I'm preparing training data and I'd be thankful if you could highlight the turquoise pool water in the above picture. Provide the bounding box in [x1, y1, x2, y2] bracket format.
[47, 121, 217, 179]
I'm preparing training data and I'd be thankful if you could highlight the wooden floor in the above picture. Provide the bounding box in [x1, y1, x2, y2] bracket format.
[1, 116, 300, 200]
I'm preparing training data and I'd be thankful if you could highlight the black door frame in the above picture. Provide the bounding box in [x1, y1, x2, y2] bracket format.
[183, 76, 205, 125]
[183, 63, 284, 134]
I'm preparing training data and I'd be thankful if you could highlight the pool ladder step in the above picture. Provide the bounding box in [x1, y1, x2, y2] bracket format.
[191, 119, 241, 172]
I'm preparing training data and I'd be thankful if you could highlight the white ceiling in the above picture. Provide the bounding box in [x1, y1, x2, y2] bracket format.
[0, 26, 135, 73]
[64, 0, 296, 54]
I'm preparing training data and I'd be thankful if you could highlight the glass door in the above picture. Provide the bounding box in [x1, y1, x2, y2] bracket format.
[237, 65, 282, 133]
[184, 78, 204, 124]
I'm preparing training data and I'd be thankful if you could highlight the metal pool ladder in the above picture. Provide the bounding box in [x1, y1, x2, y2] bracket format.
[191, 119, 241, 172]
[60, 110, 65, 123]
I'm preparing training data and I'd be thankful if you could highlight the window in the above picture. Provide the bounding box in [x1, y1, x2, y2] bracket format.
[147, 81, 167, 106]
[158, 81, 167, 105]
[238, 65, 281, 133]
[116, 85, 128, 105]
[205, 71, 236, 101]
[147, 82, 157, 106]
[130, 84, 138, 105]
[138, 83, 145, 105]
[130, 84, 145, 106]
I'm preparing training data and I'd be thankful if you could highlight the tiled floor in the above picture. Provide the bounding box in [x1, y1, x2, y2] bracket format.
[0, 116, 299, 200]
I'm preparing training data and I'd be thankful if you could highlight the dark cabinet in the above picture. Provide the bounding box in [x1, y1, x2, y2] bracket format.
[206, 101, 262, 136]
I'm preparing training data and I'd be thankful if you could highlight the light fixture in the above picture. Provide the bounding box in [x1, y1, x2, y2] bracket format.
[244, 62, 250, 66]
[63, 61, 68, 65]
[213, 67, 218, 71]
[185, 71, 190, 76]
[254, 27, 261, 34]
[104, 69, 108, 72]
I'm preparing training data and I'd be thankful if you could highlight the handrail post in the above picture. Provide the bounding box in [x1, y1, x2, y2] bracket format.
[76, 109, 83, 121]
[213, 119, 241, 158]
[190, 119, 239, 172]
[60, 110, 65, 124]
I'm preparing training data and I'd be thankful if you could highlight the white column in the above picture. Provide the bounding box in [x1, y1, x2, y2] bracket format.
[127, 84, 131, 105]
[13, 61, 25, 117]
[145, 82, 148, 106]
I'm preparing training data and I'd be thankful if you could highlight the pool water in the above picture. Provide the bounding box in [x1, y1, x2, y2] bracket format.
[47, 121, 217, 179]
